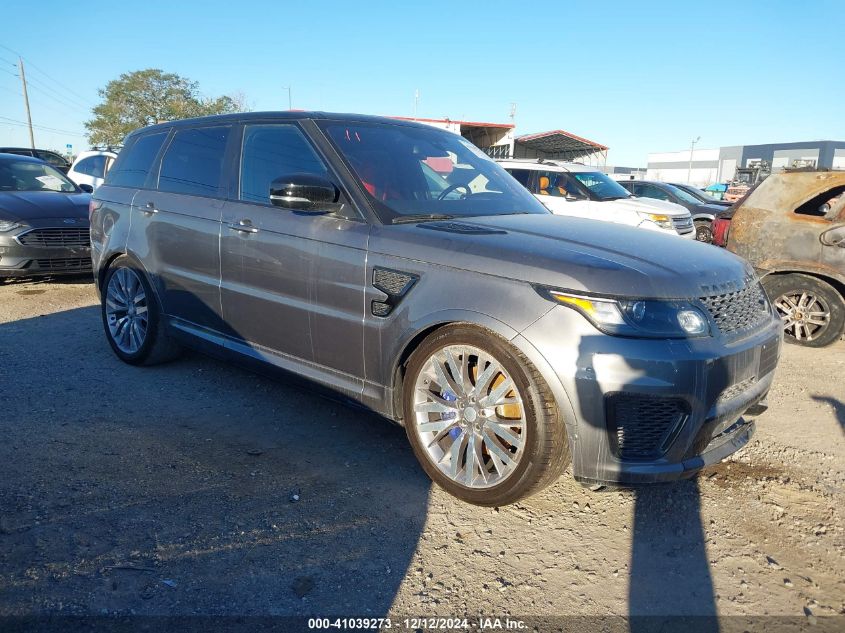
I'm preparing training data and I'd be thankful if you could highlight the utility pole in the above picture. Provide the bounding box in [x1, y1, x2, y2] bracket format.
[18, 57, 35, 149]
[413, 89, 420, 119]
[687, 136, 700, 184]
[282, 86, 292, 110]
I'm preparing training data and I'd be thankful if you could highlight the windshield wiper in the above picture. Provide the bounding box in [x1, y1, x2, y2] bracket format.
[391, 213, 456, 225]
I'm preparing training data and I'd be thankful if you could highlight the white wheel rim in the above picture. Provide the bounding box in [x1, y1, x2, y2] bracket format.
[411, 345, 526, 489]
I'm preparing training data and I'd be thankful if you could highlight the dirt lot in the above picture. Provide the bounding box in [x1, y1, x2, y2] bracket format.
[0, 277, 843, 627]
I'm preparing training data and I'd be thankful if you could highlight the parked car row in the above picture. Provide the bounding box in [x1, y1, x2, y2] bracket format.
[83, 112, 781, 506]
[499, 160, 697, 240]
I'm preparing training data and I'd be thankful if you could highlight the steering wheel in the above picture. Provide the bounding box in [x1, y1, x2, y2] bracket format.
[437, 183, 472, 201]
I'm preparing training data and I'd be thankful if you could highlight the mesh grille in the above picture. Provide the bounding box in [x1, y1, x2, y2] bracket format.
[371, 301, 391, 317]
[373, 268, 414, 296]
[606, 394, 688, 461]
[699, 282, 769, 336]
[718, 376, 757, 403]
[34, 257, 91, 270]
[18, 228, 89, 248]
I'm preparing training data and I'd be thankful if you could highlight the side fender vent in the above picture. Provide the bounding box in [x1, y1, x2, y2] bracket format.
[372, 267, 418, 317]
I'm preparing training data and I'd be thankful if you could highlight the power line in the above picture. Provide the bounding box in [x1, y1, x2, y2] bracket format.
[0, 115, 87, 137]
[0, 44, 96, 109]
[23, 77, 91, 115]
[24, 72, 92, 112]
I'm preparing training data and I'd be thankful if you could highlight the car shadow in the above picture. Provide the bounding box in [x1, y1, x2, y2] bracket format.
[0, 272, 92, 287]
[810, 394, 845, 434]
[571, 335, 719, 631]
[0, 305, 430, 617]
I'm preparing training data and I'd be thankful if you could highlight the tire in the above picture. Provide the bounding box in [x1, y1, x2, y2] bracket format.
[101, 256, 182, 365]
[402, 324, 569, 506]
[763, 273, 845, 348]
[694, 220, 713, 243]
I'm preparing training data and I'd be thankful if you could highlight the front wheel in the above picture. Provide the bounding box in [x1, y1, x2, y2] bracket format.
[763, 273, 845, 347]
[403, 324, 569, 506]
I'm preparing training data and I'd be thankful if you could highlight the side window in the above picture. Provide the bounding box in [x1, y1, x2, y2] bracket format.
[36, 151, 67, 168]
[536, 171, 572, 197]
[158, 126, 231, 197]
[240, 124, 329, 205]
[107, 132, 168, 188]
[74, 155, 107, 178]
[506, 168, 531, 188]
[638, 184, 670, 201]
[794, 186, 845, 219]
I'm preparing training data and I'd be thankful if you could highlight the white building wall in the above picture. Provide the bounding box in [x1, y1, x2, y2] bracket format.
[646, 147, 720, 186]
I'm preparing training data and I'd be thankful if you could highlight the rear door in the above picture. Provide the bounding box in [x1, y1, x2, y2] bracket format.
[220, 121, 368, 383]
[131, 125, 232, 333]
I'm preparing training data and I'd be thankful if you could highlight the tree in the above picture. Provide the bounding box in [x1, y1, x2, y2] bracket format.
[85, 69, 246, 146]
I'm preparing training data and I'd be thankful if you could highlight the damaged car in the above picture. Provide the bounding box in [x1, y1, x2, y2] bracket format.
[719, 170, 845, 347]
[91, 112, 782, 505]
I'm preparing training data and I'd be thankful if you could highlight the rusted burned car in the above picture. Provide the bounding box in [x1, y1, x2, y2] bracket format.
[719, 170, 845, 347]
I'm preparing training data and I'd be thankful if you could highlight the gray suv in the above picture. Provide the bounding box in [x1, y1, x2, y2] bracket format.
[91, 112, 783, 506]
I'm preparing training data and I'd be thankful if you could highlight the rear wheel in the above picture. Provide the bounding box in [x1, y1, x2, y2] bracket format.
[101, 256, 182, 365]
[763, 273, 845, 347]
[403, 324, 569, 506]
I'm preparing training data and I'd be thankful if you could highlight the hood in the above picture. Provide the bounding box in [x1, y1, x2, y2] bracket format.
[373, 214, 754, 299]
[0, 191, 91, 225]
[692, 203, 729, 215]
[616, 196, 689, 216]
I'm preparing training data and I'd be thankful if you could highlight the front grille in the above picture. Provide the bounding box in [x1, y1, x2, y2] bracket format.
[672, 216, 694, 232]
[606, 394, 689, 461]
[18, 227, 89, 248]
[34, 257, 91, 271]
[699, 282, 769, 336]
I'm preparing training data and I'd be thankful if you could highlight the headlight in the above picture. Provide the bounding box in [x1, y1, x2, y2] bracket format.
[0, 220, 21, 232]
[543, 289, 710, 338]
[637, 212, 674, 230]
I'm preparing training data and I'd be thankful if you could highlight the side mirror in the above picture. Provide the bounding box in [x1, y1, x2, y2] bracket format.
[269, 173, 341, 213]
[565, 192, 584, 202]
[79, 183, 94, 193]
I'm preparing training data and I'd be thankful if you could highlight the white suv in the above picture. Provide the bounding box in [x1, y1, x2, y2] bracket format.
[67, 150, 118, 191]
[498, 159, 695, 239]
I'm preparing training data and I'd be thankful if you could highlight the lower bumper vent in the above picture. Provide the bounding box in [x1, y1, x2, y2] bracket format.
[606, 394, 689, 461]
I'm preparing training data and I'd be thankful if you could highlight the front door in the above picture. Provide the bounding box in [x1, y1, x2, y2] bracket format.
[220, 122, 368, 383]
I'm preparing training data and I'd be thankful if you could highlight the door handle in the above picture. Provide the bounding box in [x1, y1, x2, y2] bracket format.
[227, 219, 259, 234]
[141, 201, 159, 215]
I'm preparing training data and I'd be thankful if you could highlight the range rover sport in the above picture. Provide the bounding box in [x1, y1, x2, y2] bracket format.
[91, 112, 782, 506]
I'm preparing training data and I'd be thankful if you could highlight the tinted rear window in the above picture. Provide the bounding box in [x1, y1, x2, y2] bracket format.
[107, 132, 168, 188]
[158, 126, 231, 197]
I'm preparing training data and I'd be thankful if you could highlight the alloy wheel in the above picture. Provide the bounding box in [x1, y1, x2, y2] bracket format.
[105, 267, 149, 354]
[411, 345, 526, 489]
[774, 291, 831, 342]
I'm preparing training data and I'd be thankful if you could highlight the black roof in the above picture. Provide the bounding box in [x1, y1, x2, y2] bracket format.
[130, 111, 438, 139]
[0, 152, 46, 164]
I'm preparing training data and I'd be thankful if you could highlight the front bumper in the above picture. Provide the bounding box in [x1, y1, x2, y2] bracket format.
[517, 304, 783, 485]
[0, 225, 91, 277]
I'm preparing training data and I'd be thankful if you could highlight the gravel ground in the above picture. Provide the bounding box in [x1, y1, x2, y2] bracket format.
[0, 277, 842, 626]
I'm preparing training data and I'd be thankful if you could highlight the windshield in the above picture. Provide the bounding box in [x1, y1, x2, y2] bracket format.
[0, 158, 78, 193]
[569, 171, 631, 201]
[320, 121, 548, 222]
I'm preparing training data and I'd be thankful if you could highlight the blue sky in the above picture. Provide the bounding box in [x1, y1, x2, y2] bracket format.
[2, 0, 843, 166]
